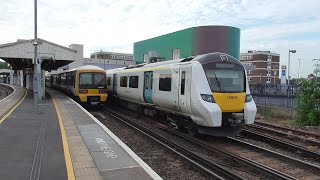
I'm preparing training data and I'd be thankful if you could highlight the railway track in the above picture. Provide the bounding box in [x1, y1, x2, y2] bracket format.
[0, 87, 10, 100]
[102, 107, 303, 180]
[222, 137, 320, 178]
[162, 126, 320, 179]
[240, 128, 320, 159]
[252, 121, 320, 140]
[246, 124, 320, 149]
[104, 109, 243, 180]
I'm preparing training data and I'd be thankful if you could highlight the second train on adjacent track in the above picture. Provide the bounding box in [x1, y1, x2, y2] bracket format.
[46, 65, 108, 104]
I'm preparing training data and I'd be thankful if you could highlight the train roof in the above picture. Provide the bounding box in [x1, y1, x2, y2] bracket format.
[47, 65, 104, 75]
[193, 52, 242, 65]
[70, 65, 104, 71]
[106, 52, 241, 73]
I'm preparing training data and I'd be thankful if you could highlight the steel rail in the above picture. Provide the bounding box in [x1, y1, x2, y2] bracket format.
[253, 122, 320, 139]
[104, 109, 243, 180]
[158, 126, 296, 180]
[247, 124, 320, 147]
[227, 136, 320, 172]
[242, 128, 320, 159]
[0, 87, 9, 98]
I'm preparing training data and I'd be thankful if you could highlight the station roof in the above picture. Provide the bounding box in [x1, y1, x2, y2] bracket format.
[0, 38, 80, 70]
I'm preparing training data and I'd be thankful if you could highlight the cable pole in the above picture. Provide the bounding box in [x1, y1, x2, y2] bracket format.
[33, 0, 39, 113]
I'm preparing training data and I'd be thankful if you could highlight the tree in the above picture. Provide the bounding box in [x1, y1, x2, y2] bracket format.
[313, 64, 320, 80]
[295, 79, 320, 126]
[0, 61, 10, 69]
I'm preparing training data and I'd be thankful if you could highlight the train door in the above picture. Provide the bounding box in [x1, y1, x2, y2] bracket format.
[113, 74, 118, 96]
[179, 64, 191, 113]
[143, 71, 153, 103]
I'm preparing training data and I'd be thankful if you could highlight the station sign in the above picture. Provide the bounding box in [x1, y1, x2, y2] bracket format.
[281, 65, 287, 84]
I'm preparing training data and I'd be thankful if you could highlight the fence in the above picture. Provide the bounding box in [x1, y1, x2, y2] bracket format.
[250, 84, 296, 108]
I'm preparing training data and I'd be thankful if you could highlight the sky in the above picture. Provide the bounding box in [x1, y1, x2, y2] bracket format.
[1, 0, 320, 78]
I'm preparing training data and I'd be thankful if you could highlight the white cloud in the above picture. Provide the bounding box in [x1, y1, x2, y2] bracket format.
[0, 0, 320, 77]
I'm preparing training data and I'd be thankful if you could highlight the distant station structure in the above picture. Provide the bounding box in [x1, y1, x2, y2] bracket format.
[134, 25, 240, 64]
[240, 50, 280, 84]
[0, 38, 82, 92]
[67, 51, 135, 70]
[0, 38, 134, 97]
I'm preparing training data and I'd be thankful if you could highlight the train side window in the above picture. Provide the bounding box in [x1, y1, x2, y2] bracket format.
[129, 76, 139, 88]
[150, 74, 153, 90]
[71, 76, 75, 88]
[181, 71, 185, 95]
[145, 75, 149, 89]
[159, 74, 171, 91]
[120, 76, 128, 87]
[107, 77, 111, 86]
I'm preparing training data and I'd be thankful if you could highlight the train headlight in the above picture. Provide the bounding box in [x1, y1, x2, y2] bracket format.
[246, 94, 253, 102]
[201, 94, 215, 103]
[79, 89, 88, 94]
[99, 89, 107, 93]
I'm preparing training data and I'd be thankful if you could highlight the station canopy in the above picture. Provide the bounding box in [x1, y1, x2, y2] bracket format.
[0, 38, 79, 70]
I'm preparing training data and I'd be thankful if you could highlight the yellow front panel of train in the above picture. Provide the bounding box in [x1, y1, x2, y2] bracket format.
[212, 93, 246, 112]
[79, 89, 108, 102]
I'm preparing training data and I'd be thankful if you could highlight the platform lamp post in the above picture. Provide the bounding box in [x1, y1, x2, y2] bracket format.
[313, 59, 320, 82]
[287, 49, 296, 109]
[33, 0, 40, 113]
[297, 59, 302, 84]
[288, 50, 296, 85]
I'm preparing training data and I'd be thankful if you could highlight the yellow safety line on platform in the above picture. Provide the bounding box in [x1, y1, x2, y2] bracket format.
[52, 96, 75, 180]
[0, 89, 27, 125]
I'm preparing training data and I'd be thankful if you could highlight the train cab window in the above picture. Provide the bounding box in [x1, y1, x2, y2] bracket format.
[159, 74, 171, 91]
[120, 76, 128, 87]
[203, 62, 245, 93]
[80, 73, 106, 89]
[80, 73, 93, 88]
[181, 71, 185, 95]
[94, 73, 107, 87]
[129, 76, 139, 88]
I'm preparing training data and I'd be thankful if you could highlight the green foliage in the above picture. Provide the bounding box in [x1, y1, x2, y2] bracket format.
[295, 80, 320, 126]
[0, 61, 10, 69]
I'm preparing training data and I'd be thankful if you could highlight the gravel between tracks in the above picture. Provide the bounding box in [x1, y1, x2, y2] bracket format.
[93, 108, 210, 180]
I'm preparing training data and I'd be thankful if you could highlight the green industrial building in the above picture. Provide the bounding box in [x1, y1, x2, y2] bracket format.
[133, 26, 240, 64]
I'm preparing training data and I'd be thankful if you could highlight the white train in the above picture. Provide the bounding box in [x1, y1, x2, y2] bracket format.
[106, 52, 256, 136]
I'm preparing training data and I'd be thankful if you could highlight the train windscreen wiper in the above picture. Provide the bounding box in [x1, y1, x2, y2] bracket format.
[213, 72, 226, 92]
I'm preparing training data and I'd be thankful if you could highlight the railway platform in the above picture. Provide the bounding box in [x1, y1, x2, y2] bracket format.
[0, 84, 161, 180]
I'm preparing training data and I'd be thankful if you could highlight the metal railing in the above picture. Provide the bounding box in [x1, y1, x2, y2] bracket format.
[250, 84, 296, 108]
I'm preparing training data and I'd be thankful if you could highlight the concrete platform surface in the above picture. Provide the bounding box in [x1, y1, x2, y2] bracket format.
[0, 89, 67, 180]
[0, 84, 161, 180]
[48, 89, 161, 180]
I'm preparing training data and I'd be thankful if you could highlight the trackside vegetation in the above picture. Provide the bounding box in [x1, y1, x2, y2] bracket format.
[0, 61, 10, 69]
[295, 79, 320, 126]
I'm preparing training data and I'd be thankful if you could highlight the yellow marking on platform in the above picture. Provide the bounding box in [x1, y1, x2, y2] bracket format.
[52, 96, 75, 180]
[0, 89, 27, 124]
